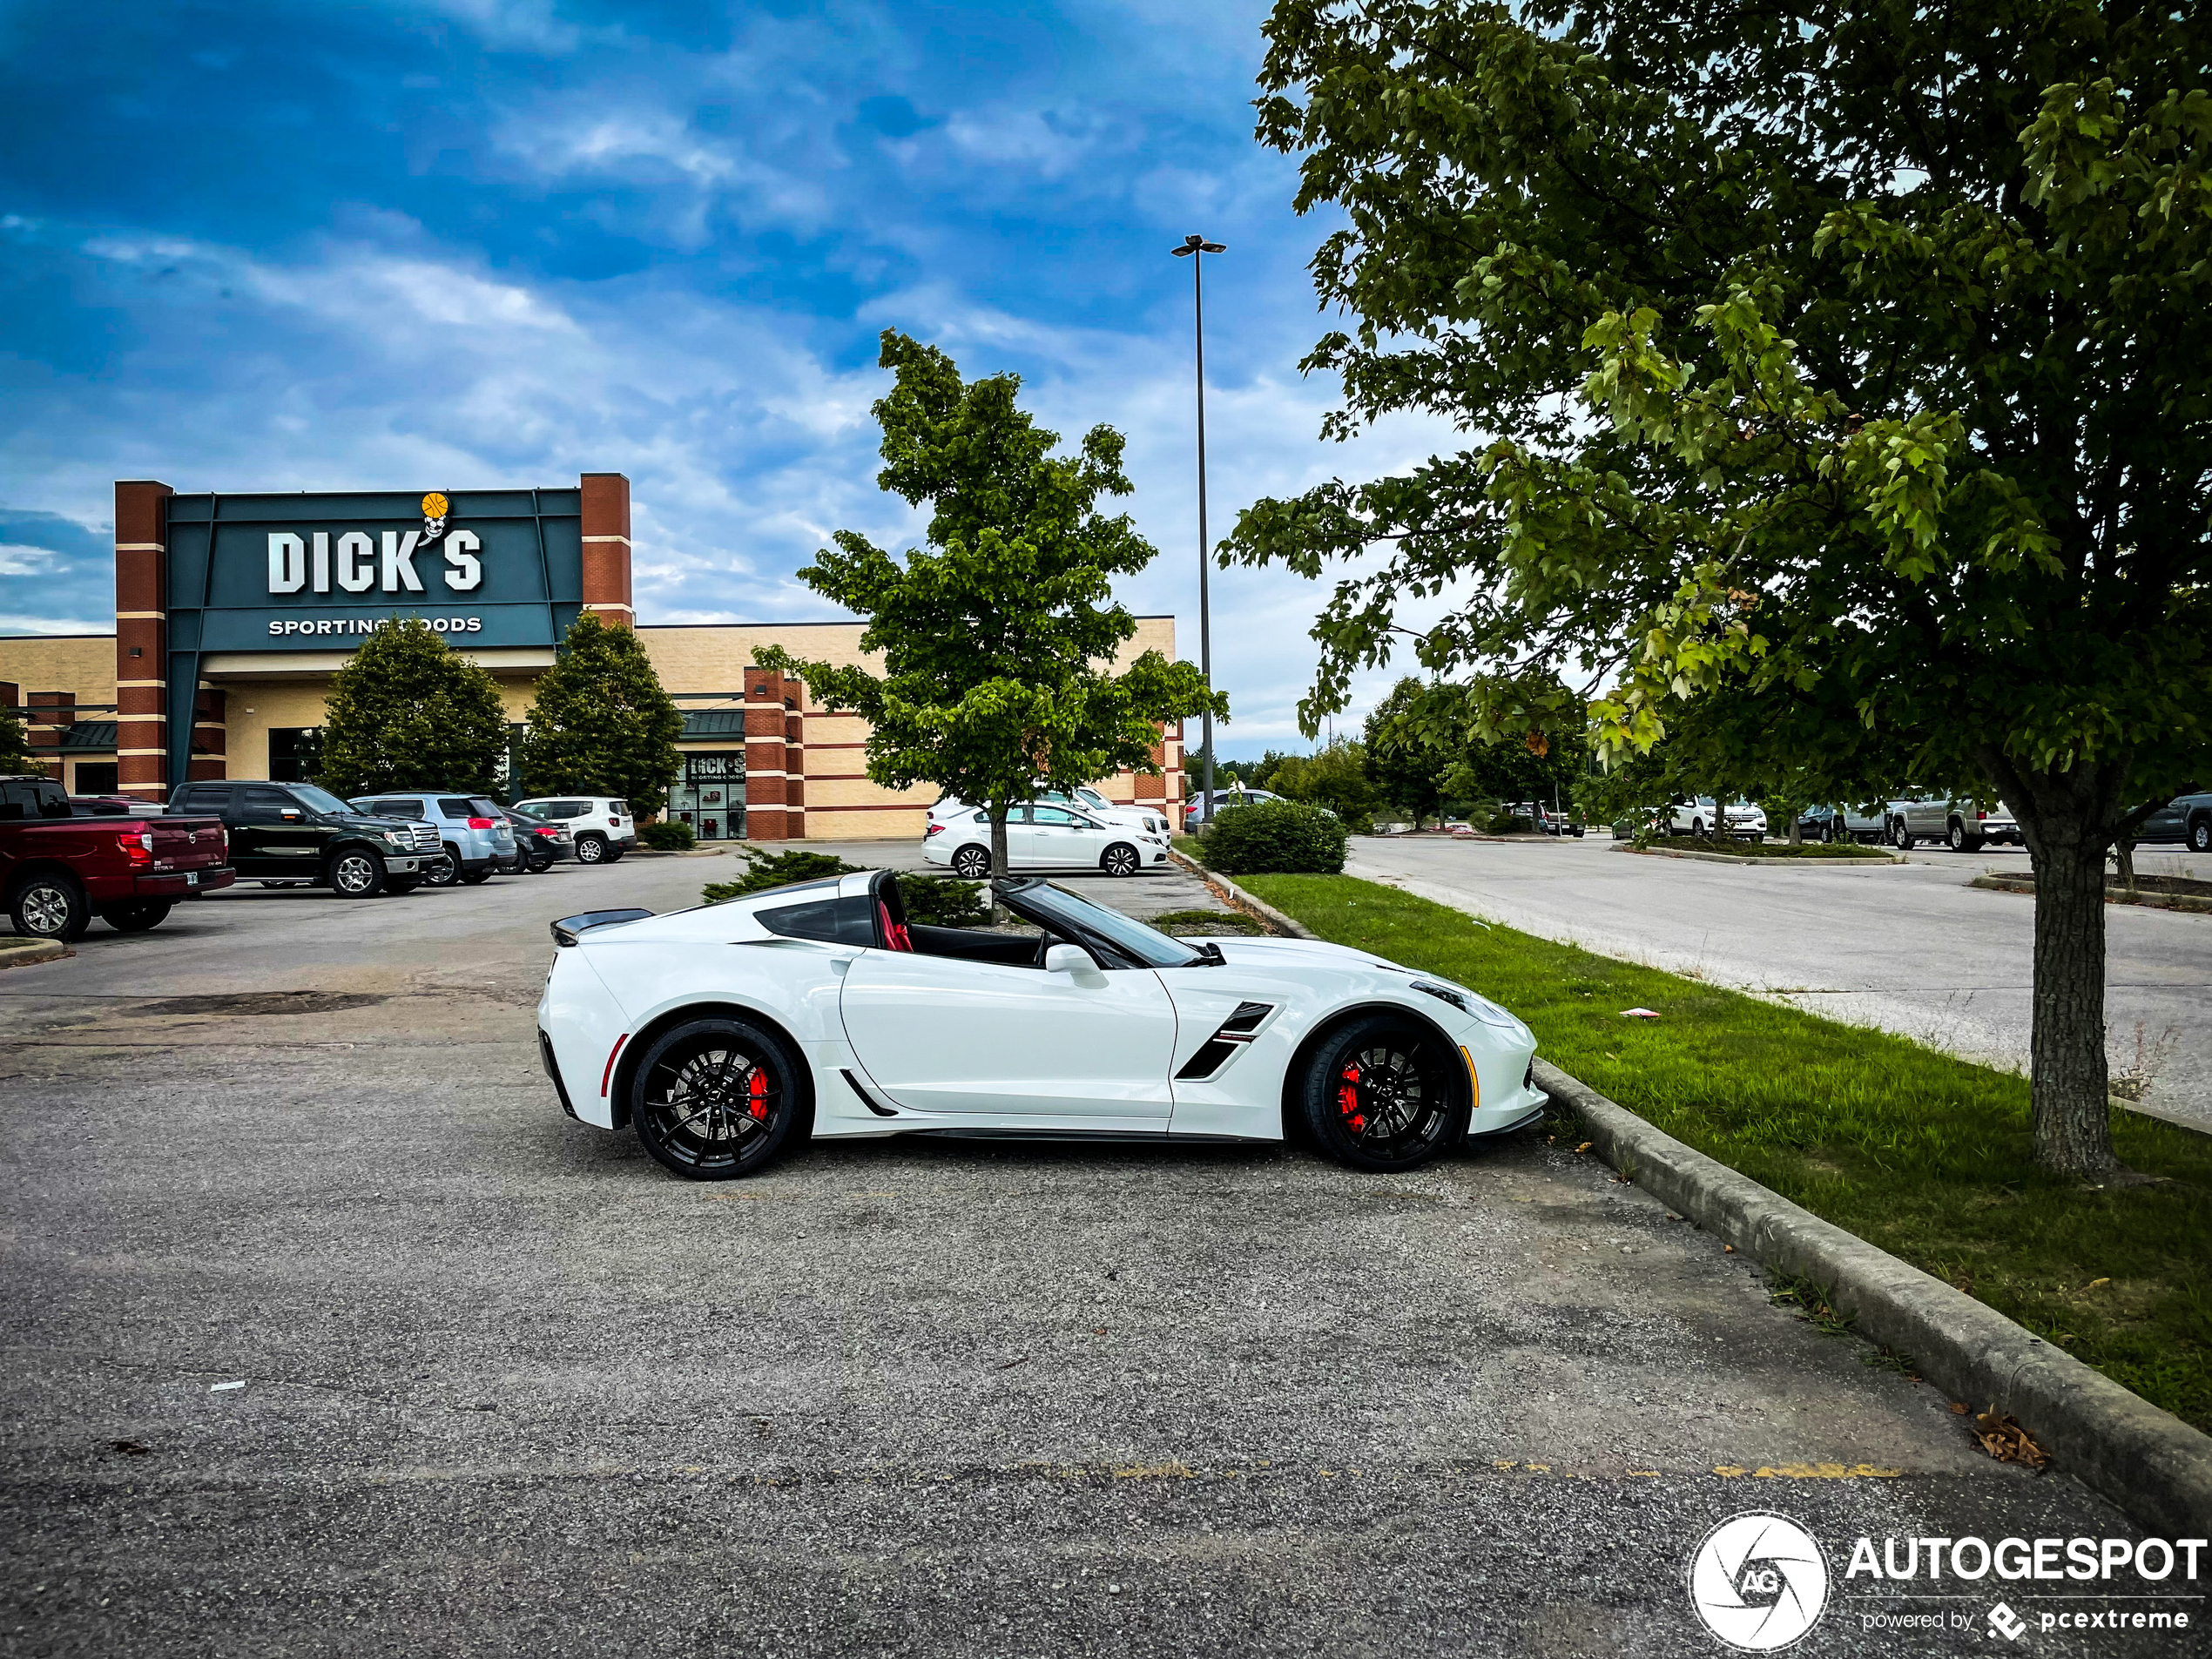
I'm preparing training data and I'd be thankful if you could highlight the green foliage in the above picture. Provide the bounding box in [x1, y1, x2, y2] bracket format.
[1197, 799, 1350, 874]
[638, 819, 696, 850]
[521, 615, 685, 817]
[1150, 907, 1268, 936]
[703, 847, 867, 904]
[0, 704, 30, 772]
[1247, 873, 2212, 1433]
[1362, 679, 1450, 823]
[753, 331, 1226, 870]
[1260, 738, 1384, 831]
[314, 617, 509, 798]
[897, 872, 990, 928]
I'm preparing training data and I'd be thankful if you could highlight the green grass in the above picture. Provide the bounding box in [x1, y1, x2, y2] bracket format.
[1243, 873, 2212, 1431]
[1149, 908, 1267, 936]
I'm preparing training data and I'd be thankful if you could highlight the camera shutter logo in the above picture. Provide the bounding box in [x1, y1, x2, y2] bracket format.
[1687, 1512, 1829, 1650]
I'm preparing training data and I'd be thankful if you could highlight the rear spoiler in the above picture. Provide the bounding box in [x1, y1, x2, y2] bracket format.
[550, 908, 653, 947]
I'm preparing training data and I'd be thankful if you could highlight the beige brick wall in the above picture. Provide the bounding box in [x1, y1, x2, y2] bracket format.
[0, 634, 118, 704]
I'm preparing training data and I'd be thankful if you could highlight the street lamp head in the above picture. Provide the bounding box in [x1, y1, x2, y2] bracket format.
[1172, 234, 1226, 256]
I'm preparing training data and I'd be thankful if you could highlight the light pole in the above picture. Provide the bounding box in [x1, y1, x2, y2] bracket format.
[1172, 232, 1225, 822]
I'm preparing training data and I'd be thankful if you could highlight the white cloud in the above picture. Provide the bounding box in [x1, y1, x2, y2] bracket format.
[0, 544, 58, 577]
[0, 613, 112, 636]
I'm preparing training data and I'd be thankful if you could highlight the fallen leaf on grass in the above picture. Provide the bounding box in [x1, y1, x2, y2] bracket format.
[2083, 1277, 2110, 1290]
[1949, 1402, 1970, 1415]
[1973, 1409, 2048, 1471]
[1575, 1142, 1594, 1154]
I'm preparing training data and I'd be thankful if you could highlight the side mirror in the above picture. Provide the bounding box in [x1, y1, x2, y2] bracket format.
[1045, 943, 1106, 987]
[280, 810, 303, 821]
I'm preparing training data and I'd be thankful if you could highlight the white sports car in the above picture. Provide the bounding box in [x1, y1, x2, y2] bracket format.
[536, 870, 1547, 1181]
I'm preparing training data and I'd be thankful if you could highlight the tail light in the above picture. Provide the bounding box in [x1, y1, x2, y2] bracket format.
[534, 826, 558, 838]
[118, 828, 154, 864]
[925, 823, 945, 837]
[468, 816, 499, 830]
[1979, 809, 1989, 820]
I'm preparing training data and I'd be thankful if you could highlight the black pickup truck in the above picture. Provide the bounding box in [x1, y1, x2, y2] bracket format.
[165, 780, 435, 898]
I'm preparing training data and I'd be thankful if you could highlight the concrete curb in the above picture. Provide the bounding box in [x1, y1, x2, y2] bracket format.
[624, 846, 732, 860]
[1536, 1058, 2212, 1534]
[1973, 873, 2212, 914]
[1163, 849, 1318, 940]
[0, 939, 70, 970]
[1612, 843, 1906, 868]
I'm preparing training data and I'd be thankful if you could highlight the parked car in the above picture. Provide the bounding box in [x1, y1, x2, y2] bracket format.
[1507, 801, 1584, 837]
[1184, 787, 1282, 831]
[537, 869, 1546, 1181]
[497, 804, 576, 873]
[931, 786, 1171, 844]
[1663, 796, 1766, 840]
[924, 802, 1167, 878]
[509, 796, 637, 865]
[2133, 792, 2212, 853]
[3, 772, 235, 940]
[348, 792, 517, 886]
[167, 780, 432, 899]
[1886, 792, 2020, 852]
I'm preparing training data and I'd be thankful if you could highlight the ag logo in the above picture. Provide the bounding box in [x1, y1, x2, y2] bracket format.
[1687, 1512, 1829, 1650]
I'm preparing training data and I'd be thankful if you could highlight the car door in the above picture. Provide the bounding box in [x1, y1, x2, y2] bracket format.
[840, 948, 1177, 1118]
[2136, 796, 2186, 843]
[229, 786, 320, 874]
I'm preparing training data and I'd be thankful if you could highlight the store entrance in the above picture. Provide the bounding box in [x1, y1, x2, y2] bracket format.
[670, 750, 746, 840]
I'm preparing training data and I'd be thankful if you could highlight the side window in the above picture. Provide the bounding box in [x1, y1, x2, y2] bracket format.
[240, 786, 297, 817]
[468, 798, 502, 818]
[175, 785, 229, 815]
[1031, 806, 1081, 826]
[610, 800, 629, 817]
[437, 798, 474, 818]
[0, 780, 35, 820]
[758, 895, 876, 947]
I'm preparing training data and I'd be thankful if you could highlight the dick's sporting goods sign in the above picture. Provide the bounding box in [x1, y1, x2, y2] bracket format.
[161, 486, 589, 655]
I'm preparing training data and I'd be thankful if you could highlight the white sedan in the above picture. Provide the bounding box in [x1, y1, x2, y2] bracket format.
[537, 871, 1548, 1181]
[924, 803, 1169, 878]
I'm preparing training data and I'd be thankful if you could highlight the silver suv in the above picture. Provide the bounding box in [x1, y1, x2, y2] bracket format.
[349, 792, 517, 886]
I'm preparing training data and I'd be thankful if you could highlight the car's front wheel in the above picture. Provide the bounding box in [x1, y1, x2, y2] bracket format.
[1891, 819, 1913, 850]
[99, 899, 173, 932]
[1100, 841, 1141, 877]
[2190, 817, 2212, 854]
[630, 1017, 809, 1181]
[574, 833, 610, 865]
[1298, 1015, 1467, 1173]
[952, 845, 992, 879]
[328, 848, 386, 899]
[10, 873, 91, 941]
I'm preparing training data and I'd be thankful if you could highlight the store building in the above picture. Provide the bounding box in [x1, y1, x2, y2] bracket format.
[0, 475, 1184, 840]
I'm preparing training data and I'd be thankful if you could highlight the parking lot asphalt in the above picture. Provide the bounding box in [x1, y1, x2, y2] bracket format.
[1347, 835, 2212, 1131]
[0, 853, 2170, 1656]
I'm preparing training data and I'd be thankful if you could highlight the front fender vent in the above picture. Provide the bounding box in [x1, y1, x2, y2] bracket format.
[1175, 1001, 1275, 1082]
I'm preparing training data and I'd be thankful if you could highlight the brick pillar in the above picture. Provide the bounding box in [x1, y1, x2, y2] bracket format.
[742, 667, 789, 840]
[783, 691, 806, 839]
[578, 471, 634, 629]
[26, 691, 73, 782]
[115, 480, 173, 800]
[189, 687, 227, 781]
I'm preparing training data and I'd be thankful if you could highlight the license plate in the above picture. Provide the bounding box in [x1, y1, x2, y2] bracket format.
[184, 871, 199, 887]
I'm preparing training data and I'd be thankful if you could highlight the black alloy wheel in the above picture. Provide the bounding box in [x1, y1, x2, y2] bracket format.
[952, 845, 992, 879]
[1300, 1014, 1466, 1173]
[1101, 842, 1142, 877]
[574, 833, 610, 865]
[424, 846, 462, 886]
[98, 899, 173, 932]
[328, 848, 386, 899]
[631, 1017, 808, 1180]
[2191, 818, 2212, 854]
[10, 873, 91, 942]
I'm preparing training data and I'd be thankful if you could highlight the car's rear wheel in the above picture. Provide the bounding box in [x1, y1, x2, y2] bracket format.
[1299, 1014, 1466, 1173]
[328, 848, 386, 899]
[10, 873, 91, 942]
[1101, 841, 1141, 877]
[99, 899, 173, 932]
[424, 846, 462, 886]
[1689, 818, 1704, 839]
[631, 1017, 808, 1181]
[2190, 817, 2212, 854]
[1948, 819, 1983, 853]
[952, 845, 992, 879]
[575, 833, 610, 865]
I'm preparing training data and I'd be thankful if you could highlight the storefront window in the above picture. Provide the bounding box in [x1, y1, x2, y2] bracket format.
[268, 727, 323, 784]
[668, 750, 746, 840]
[72, 762, 119, 796]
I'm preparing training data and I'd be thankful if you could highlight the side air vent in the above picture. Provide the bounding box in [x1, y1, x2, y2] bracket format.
[1174, 1001, 1276, 1081]
[842, 1069, 900, 1117]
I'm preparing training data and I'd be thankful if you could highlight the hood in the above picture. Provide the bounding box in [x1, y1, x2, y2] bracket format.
[1211, 934, 1413, 974]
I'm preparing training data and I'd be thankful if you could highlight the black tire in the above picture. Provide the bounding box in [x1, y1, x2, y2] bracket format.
[2190, 817, 2212, 855]
[383, 876, 425, 894]
[327, 847, 386, 899]
[1298, 1014, 1467, 1174]
[604, 846, 625, 863]
[1891, 819, 1912, 851]
[630, 1016, 810, 1181]
[575, 833, 610, 865]
[1101, 841, 1141, 877]
[460, 867, 492, 886]
[1948, 819, 1983, 853]
[952, 845, 992, 879]
[1690, 818, 1704, 839]
[424, 846, 462, 887]
[10, 873, 91, 941]
[98, 899, 173, 932]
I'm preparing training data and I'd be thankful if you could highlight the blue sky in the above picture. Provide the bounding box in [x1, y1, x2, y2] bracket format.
[0, 0, 1458, 756]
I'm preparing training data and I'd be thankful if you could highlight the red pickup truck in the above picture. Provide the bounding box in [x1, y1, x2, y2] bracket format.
[2, 773, 236, 941]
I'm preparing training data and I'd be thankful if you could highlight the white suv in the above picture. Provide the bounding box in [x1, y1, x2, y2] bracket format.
[510, 796, 637, 865]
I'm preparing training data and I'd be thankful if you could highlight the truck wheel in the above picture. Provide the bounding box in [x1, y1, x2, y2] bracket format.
[1948, 819, 1983, 853]
[98, 899, 173, 932]
[1891, 819, 1913, 850]
[328, 848, 386, 899]
[10, 873, 91, 942]
[574, 833, 610, 865]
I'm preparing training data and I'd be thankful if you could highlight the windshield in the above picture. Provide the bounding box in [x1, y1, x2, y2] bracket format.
[292, 785, 359, 815]
[1008, 882, 1203, 968]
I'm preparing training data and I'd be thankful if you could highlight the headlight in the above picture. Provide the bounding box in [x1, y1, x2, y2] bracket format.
[384, 830, 410, 846]
[1411, 981, 1468, 1013]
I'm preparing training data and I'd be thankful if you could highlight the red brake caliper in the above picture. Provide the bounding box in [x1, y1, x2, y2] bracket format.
[747, 1068, 769, 1120]
[1338, 1064, 1364, 1132]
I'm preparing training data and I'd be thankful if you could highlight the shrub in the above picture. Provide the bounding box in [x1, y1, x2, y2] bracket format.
[1197, 799, 1349, 875]
[639, 819, 696, 851]
[898, 873, 989, 927]
[704, 848, 867, 905]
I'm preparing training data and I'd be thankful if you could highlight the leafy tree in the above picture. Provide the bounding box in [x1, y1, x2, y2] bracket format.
[0, 704, 30, 772]
[315, 617, 509, 798]
[704, 847, 865, 903]
[521, 615, 685, 817]
[1262, 737, 1386, 830]
[759, 330, 1224, 876]
[1233, 0, 2210, 1173]
[1363, 679, 1451, 825]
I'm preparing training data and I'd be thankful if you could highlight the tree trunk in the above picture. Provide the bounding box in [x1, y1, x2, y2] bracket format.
[988, 806, 1011, 925]
[1997, 753, 2124, 1177]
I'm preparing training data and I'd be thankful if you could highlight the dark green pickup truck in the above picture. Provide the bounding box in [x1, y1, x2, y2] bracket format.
[166, 780, 437, 899]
